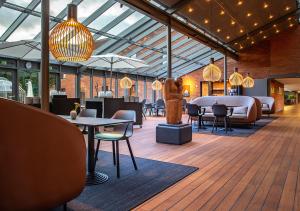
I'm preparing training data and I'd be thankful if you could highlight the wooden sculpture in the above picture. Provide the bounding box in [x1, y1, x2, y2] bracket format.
[164, 77, 183, 124]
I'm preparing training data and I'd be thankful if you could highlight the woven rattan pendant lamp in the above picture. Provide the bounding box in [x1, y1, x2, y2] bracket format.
[203, 58, 222, 82]
[120, 76, 133, 89]
[242, 73, 255, 88]
[49, 4, 94, 62]
[229, 67, 243, 86]
[152, 79, 162, 91]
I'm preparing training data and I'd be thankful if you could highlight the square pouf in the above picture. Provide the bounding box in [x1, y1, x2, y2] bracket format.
[156, 123, 192, 145]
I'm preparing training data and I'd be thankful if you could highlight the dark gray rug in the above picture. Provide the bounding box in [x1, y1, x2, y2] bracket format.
[68, 151, 198, 211]
[192, 117, 276, 137]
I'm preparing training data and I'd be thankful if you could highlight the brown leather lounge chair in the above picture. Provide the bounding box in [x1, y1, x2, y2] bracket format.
[0, 98, 86, 210]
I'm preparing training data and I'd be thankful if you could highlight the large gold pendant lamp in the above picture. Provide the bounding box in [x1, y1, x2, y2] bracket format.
[120, 76, 133, 89]
[242, 73, 255, 88]
[229, 67, 243, 86]
[49, 4, 94, 62]
[152, 79, 162, 91]
[203, 58, 222, 82]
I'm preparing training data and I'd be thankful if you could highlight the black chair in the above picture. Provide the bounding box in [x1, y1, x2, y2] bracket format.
[187, 103, 205, 131]
[211, 104, 233, 133]
[155, 99, 166, 116]
[78, 109, 97, 134]
[94, 110, 137, 178]
[141, 99, 147, 119]
[144, 100, 154, 116]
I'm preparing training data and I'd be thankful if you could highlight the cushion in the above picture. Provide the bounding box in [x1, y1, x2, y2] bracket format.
[233, 106, 248, 114]
[95, 132, 124, 140]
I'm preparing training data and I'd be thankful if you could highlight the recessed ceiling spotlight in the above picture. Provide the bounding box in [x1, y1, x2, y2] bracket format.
[263, 35, 267, 39]
[285, 6, 291, 11]
[226, 35, 230, 39]
[288, 17, 292, 20]
[254, 22, 258, 26]
[204, 18, 209, 24]
[217, 28, 221, 32]
[276, 29, 280, 33]
[234, 42, 238, 45]
[263, 3, 269, 8]
[273, 24, 277, 27]
[246, 36, 250, 40]
[259, 30, 263, 34]
[247, 12, 252, 17]
[188, 7, 194, 13]
[237, 1, 243, 6]
[231, 20, 236, 25]
[251, 41, 255, 44]
[269, 14, 274, 19]
[220, 10, 225, 15]
[240, 29, 244, 33]
[240, 45, 244, 50]
[289, 23, 294, 27]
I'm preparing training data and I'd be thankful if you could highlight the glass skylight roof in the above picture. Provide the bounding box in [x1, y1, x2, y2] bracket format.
[0, 0, 223, 78]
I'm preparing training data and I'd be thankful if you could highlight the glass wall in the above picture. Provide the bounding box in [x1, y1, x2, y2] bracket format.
[137, 79, 145, 100]
[60, 73, 76, 98]
[18, 69, 39, 101]
[146, 80, 153, 102]
[0, 69, 13, 100]
[93, 75, 104, 97]
[80, 74, 91, 102]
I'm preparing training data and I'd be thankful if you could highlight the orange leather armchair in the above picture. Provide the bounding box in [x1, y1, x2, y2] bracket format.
[0, 98, 86, 210]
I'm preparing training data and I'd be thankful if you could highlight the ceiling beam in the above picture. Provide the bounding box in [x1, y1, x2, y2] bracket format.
[117, 0, 239, 60]
[166, 0, 194, 14]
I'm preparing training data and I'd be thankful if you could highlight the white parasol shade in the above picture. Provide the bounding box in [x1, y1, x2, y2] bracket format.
[80, 53, 149, 90]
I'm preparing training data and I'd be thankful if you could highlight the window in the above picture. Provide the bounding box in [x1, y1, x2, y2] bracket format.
[0, 7, 21, 37]
[80, 74, 91, 102]
[88, 2, 128, 31]
[18, 69, 39, 99]
[60, 73, 75, 98]
[92, 75, 104, 97]
[137, 79, 145, 100]
[146, 80, 153, 102]
[0, 69, 13, 100]
[107, 12, 144, 36]
[7, 15, 41, 41]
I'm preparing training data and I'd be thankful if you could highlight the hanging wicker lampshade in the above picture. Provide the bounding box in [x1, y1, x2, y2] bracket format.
[152, 79, 162, 91]
[229, 67, 244, 86]
[120, 76, 133, 89]
[49, 4, 94, 62]
[242, 73, 255, 88]
[203, 58, 222, 82]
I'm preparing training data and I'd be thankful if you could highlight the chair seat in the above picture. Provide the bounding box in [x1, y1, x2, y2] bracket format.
[95, 132, 124, 141]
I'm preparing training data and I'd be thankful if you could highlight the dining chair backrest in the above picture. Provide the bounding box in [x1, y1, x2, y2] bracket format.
[141, 99, 146, 106]
[112, 110, 136, 138]
[156, 99, 165, 108]
[78, 109, 97, 118]
[212, 104, 228, 117]
[187, 103, 199, 117]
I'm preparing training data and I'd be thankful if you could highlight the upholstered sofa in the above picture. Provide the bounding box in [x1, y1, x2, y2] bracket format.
[190, 96, 258, 124]
[254, 96, 275, 116]
[0, 98, 86, 210]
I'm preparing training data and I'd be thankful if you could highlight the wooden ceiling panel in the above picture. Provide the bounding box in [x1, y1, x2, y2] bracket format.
[156, 0, 299, 51]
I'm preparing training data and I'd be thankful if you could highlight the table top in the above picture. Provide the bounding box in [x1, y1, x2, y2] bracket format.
[59, 115, 133, 127]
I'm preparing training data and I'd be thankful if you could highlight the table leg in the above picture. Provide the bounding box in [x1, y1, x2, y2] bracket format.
[86, 126, 108, 186]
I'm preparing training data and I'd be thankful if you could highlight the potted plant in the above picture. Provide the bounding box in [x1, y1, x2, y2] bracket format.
[70, 102, 80, 120]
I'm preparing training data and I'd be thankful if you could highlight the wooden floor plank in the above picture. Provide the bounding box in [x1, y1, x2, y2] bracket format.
[93, 105, 300, 211]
